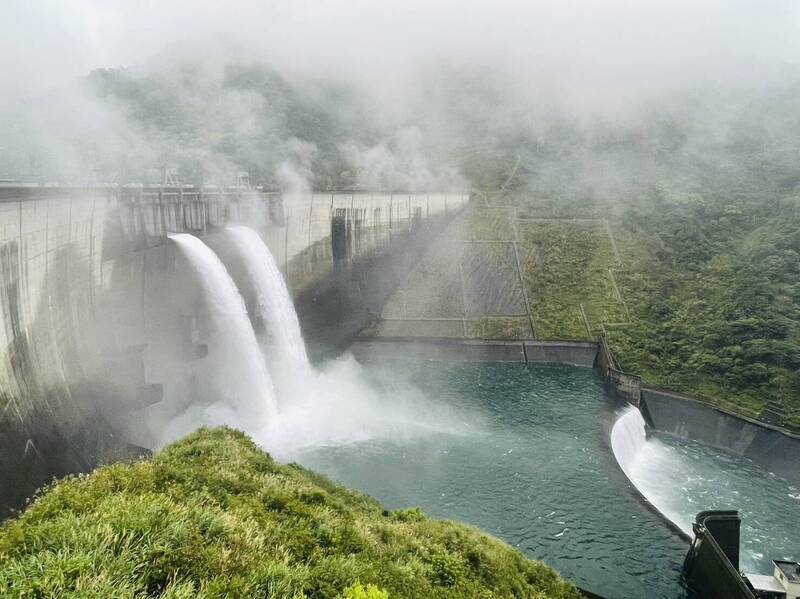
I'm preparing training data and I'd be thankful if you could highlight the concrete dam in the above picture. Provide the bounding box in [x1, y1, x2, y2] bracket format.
[0, 185, 466, 516]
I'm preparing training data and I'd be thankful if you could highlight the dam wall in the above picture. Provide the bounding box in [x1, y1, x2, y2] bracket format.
[593, 335, 641, 405]
[0, 185, 466, 515]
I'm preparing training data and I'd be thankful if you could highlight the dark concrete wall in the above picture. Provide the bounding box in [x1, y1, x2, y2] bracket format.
[597, 332, 799, 484]
[642, 389, 800, 485]
[349, 337, 598, 366]
[523, 341, 598, 367]
[683, 512, 755, 599]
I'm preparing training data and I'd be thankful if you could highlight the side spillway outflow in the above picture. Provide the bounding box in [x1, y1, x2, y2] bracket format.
[224, 226, 309, 368]
[610, 406, 648, 479]
[610, 406, 693, 540]
[169, 234, 278, 426]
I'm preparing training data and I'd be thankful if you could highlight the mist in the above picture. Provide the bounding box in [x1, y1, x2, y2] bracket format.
[2, 1, 799, 195]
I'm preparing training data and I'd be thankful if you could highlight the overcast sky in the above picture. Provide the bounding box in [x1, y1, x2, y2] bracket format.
[3, 0, 800, 111]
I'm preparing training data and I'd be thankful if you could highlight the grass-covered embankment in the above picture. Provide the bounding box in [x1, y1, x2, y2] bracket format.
[371, 203, 624, 341]
[0, 427, 581, 599]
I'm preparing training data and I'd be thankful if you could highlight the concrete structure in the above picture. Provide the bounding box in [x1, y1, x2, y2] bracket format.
[596, 332, 800, 485]
[747, 573, 789, 599]
[746, 561, 800, 599]
[594, 334, 641, 405]
[771, 561, 800, 598]
[640, 389, 800, 485]
[349, 337, 599, 366]
[683, 510, 800, 599]
[0, 185, 467, 516]
[683, 510, 756, 599]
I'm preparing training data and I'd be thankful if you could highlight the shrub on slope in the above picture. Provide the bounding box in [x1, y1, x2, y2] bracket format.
[0, 427, 581, 599]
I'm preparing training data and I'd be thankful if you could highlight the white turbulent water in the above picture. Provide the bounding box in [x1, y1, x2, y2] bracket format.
[169, 233, 457, 459]
[225, 226, 309, 368]
[611, 406, 800, 574]
[260, 352, 473, 460]
[610, 406, 648, 480]
[168, 234, 278, 435]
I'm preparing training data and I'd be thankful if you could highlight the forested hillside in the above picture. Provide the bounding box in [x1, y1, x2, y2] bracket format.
[372, 70, 800, 431]
[500, 77, 800, 430]
[611, 191, 800, 429]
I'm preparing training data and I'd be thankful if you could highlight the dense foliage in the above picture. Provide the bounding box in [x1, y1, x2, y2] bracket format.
[610, 191, 800, 429]
[484, 78, 800, 431]
[0, 427, 581, 599]
[371, 76, 800, 429]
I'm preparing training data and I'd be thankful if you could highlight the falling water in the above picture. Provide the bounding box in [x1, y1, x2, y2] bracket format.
[610, 406, 687, 532]
[224, 226, 309, 367]
[169, 234, 278, 429]
[170, 231, 467, 467]
[610, 406, 648, 480]
[611, 405, 800, 571]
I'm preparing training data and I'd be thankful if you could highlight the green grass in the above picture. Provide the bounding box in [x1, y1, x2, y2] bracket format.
[517, 220, 626, 339]
[0, 427, 581, 599]
[465, 317, 533, 339]
[460, 243, 528, 317]
[373, 205, 626, 342]
[445, 206, 517, 241]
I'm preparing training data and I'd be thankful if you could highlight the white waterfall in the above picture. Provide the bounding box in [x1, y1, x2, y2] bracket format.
[169, 234, 278, 430]
[166, 231, 457, 459]
[610, 406, 648, 479]
[224, 226, 309, 368]
[610, 406, 693, 536]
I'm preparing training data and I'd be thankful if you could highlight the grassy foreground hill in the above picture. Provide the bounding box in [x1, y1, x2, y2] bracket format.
[0, 427, 580, 599]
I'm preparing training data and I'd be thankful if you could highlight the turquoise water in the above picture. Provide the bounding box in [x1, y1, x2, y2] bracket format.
[296, 362, 689, 598]
[629, 432, 800, 575]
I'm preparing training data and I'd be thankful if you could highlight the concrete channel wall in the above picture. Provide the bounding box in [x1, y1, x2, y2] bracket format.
[594, 334, 800, 484]
[0, 186, 467, 515]
[683, 511, 756, 599]
[641, 389, 800, 485]
[350, 337, 599, 366]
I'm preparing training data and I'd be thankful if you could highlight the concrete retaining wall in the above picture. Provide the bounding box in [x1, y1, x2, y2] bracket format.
[683, 512, 755, 599]
[641, 388, 800, 485]
[349, 337, 599, 366]
[597, 330, 800, 484]
[522, 341, 598, 366]
[593, 336, 641, 404]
